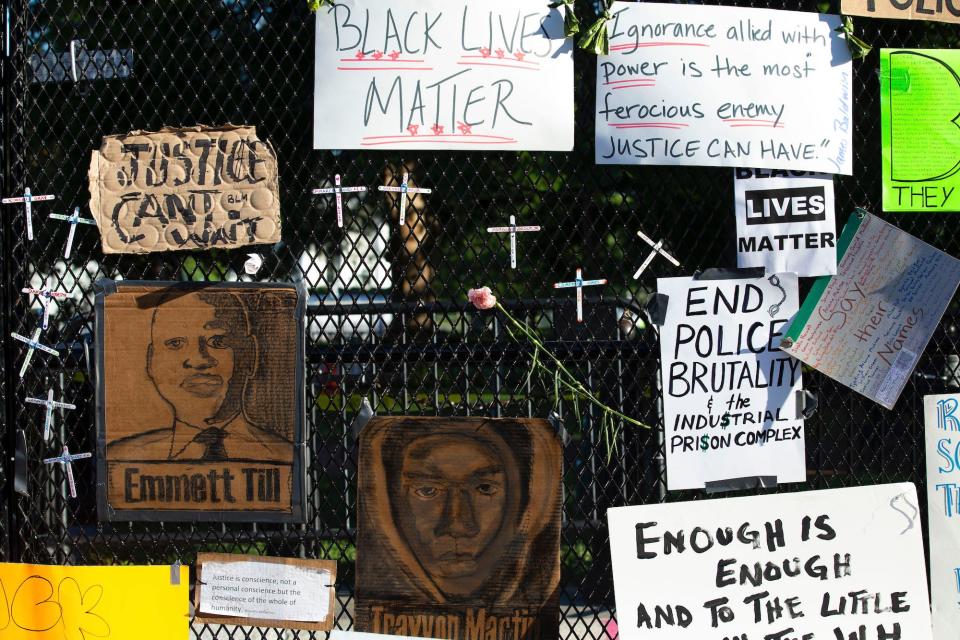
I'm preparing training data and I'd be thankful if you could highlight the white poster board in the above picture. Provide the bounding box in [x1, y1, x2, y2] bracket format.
[596, 2, 853, 173]
[313, 0, 574, 150]
[608, 483, 933, 640]
[657, 273, 804, 490]
[925, 394, 960, 640]
[199, 560, 331, 622]
[734, 169, 837, 277]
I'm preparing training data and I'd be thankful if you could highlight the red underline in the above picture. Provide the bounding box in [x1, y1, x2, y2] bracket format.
[339, 58, 425, 63]
[611, 83, 656, 89]
[456, 61, 538, 71]
[460, 55, 538, 65]
[609, 42, 710, 51]
[608, 122, 688, 129]
[730, 124, 785, 128]
[361, 137, 519, 146]
[605, 79, 655, 85]
[723, 119, 782, 123]
[336, 66, 433, 71]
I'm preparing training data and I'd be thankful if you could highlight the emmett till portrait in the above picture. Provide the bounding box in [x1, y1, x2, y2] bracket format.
[355, 416, 561, 640]
[97, 282, 303, 522]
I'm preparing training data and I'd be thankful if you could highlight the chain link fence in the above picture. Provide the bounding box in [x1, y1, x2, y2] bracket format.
[1, 0, 959, 638]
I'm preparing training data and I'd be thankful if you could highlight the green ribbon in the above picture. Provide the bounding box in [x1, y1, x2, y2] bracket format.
[307, 0, 334, 11]
[548, 0, 581, 37]
[835, 16, 872, 61]
[577, 5, 612, 55]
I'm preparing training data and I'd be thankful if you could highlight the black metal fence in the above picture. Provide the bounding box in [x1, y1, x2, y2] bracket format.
[1, 0, 958, 638]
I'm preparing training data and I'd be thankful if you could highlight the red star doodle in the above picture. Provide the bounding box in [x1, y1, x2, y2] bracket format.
[354, 51, 366, 60]
[372, 50, 384, 60]
[480, 48, 491, 58]
[495, 48, 505, 58]
[457, 122, 472, 135]
[407, 124, 419, 136]
[514, 52, 526, 61]
[431, 123, 444, 135]
[388, 50, 401, 60]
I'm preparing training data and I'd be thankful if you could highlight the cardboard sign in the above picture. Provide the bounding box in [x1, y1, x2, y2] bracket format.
[881, 49, 960, 212]
[195, 553, 336, 630]
[313, 0, 574, 151]
[608, 483, 933, 640]
[95, 281, 305, 522]
[925, 394, 960, 640]
[596, 2, 853, 173]
[783, 212, 960, 409]
[842, 0, 960, 24]
[88, 125, 281, 253]
[0, 562, 188, 640]
[355, 416, 561, 640]
[734, 169, 837, 277]
[657, 272, 805, 491]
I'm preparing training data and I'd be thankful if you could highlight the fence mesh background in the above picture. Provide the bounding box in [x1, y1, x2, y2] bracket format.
[1, 0, 958, 637]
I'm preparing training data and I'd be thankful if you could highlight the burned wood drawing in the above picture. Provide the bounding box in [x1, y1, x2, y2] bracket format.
[356, 416, 561, 640]
[96, 281, 304, 522]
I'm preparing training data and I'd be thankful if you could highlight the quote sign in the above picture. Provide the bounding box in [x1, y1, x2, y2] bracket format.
[783, 212, 960, 409]
[196, 553, 336, 630]
[881, 49, 960, 212]
[88, 125, 281, 254]
[843, 0, 960, 24]
[925, 394, 960, 640]
[608, 483, 933, 640]
[595, 2, 852, 173]
[0, 563, 188, 640]
[657, 273, 805, 491]
[313, 0, 574, 150]
[734, 169, 837, 278]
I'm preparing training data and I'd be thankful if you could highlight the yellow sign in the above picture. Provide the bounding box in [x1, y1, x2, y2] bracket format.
[0, 562, 188, 640]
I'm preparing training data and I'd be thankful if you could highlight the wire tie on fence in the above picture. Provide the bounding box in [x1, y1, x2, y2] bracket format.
[170, 561, 181, 585]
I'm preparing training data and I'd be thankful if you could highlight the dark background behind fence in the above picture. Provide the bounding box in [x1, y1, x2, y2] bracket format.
[0, 0, 958, 637]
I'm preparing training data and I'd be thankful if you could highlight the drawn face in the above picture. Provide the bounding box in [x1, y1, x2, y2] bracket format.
[148, 297, 236, 426]
[400, 436, 507, 592]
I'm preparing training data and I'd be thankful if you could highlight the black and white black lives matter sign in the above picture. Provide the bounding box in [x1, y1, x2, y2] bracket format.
[657, 274, 804, 491]
[608, 483, 933, 640]
[734, 169, 837, 278]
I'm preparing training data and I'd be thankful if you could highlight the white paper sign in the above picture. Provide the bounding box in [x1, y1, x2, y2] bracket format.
[313, 0, 574, 150]
[608, 483, 933, 640]
[595, 2, 853, 173]
[734, 169, 837, 277]
[925, 394, 960, 640]
[657, 273, 804, 490]
[199, 561, 330, 622]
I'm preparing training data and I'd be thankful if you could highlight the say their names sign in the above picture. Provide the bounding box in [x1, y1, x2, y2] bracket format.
[657, 273, 805, 491]
[924, 394, 960, 640]
[608, 483, 933, 640]
[595, 2, 853, 173]
[734, 169, 837, 278]
[314, 0, 574, 150]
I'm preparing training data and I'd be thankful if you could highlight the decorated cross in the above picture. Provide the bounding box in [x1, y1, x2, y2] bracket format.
[42, 445, 92, 498]
[2, 188, 55, 241]
[486, 215, 541, 269]
[49, 207, 97, 259]
[633, 229, 680, 280]
[12, 328, 60, 378]
[22, 286, 69, 331]
[553, 268, 608, 324]
[312, 174, 367, 228]
[26, 389, 77, 441]
[377, 171, 432, 226]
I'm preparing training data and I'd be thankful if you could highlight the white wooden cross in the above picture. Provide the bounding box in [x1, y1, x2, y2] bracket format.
[312, 174, 367, 228]
[2, 188, 55, 241]
[378, 171, 432, 226]
[12, 328, 60, 378]
[26, 388, 76, 441]
[486, 215, 541, 269]
[553, 268, 608, 324]
[633, 229, 680, 280]
[22, 286, 68, 331]
[49, 207, 97, 259]
[43, 445, 92, 498]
